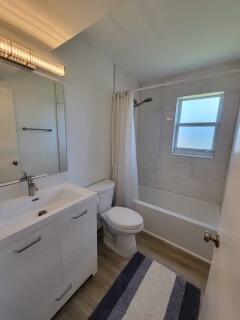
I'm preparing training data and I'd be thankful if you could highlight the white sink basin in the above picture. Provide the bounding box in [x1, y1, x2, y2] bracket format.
[0, 183, 96, 246]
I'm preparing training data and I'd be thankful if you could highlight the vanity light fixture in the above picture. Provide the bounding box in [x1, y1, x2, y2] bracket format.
[0, 36, 65, 77]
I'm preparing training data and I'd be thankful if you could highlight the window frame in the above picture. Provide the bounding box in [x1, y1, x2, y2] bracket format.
[172, 92, 224, 158]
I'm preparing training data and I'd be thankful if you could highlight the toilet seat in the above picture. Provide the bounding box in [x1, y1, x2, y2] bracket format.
[102, 206, 143, 231]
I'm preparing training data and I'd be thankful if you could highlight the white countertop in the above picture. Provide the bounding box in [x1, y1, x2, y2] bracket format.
[0, 182, 97, 249]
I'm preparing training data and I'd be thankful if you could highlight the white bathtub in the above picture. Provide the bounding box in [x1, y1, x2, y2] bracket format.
[135, 185, 221, 262]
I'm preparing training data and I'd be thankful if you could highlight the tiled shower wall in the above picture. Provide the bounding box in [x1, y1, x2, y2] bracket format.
[137, 63, 240, 204]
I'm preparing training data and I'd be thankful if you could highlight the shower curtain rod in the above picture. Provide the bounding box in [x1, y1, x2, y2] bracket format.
[132, 67, 240, 92]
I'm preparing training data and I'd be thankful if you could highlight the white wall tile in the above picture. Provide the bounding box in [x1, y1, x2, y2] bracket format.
[137, 67, 240, 204]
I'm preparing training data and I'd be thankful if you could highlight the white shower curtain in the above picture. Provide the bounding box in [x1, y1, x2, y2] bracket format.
[112, 91, 138, 209]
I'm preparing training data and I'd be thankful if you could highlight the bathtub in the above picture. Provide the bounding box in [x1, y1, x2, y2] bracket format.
[135, 185, 221, 262]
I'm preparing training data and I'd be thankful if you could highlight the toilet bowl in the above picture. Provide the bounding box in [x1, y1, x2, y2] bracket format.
[101, 206, 143, 257]
[88, 180, 144, 257]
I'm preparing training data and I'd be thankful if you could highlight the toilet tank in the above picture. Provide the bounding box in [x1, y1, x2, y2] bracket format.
[88, 180, 115, 214]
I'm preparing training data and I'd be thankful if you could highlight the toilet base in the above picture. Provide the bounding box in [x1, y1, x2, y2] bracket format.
[102, 226, 138, 258]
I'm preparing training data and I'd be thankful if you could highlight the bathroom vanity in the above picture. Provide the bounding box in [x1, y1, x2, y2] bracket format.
[0, 183, 98, 320]
[0, 48, 98, 319]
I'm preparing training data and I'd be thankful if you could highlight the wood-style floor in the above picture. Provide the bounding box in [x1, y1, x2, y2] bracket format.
[53, 231, 210, 320]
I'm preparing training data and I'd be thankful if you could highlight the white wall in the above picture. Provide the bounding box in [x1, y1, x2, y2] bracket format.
[56, 36, 139, 187]
[56, 36, 113, 186]
[114, 64, 139, 93]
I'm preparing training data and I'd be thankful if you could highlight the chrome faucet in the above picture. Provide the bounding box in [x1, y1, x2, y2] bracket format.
[20, 171, 38, 196]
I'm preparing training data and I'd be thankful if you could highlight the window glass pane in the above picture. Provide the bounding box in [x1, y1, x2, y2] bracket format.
[176, 126, 215, 150]
[179, 96, 221, 123]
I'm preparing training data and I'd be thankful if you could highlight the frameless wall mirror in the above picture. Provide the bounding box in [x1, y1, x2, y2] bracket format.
[0, 61, 67, 185]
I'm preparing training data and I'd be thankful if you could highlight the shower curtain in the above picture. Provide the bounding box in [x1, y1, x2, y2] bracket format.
[112, 91, 138, 209]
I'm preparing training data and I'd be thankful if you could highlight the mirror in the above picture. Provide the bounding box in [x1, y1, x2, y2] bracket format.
[0, 61, 67, 184]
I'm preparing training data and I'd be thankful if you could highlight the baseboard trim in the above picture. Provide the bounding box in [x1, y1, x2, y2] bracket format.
[142, 229, 211, 265]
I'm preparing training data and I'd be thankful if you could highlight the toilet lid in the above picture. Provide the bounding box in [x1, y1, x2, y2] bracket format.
[104, 207, 143, 229]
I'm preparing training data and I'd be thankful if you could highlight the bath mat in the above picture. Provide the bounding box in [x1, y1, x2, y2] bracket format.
[89, 252, 200, 320]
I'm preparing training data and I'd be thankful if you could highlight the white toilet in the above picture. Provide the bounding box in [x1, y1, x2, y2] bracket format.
[88, 180, 143, 257]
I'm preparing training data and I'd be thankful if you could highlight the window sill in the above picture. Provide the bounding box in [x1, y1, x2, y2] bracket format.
[171, 152, 214, 159]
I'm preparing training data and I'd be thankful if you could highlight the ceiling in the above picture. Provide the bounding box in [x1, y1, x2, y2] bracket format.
[0, 0, 125, 49]
[82, 0, 240, 82]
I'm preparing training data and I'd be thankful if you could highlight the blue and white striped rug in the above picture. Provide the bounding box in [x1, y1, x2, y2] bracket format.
[89, 252, 201, 320]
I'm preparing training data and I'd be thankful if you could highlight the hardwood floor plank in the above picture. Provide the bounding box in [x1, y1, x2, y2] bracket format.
[53, 231, 209, 320]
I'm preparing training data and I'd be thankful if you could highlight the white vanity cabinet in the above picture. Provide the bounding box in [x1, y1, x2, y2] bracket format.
[55, 199, 98, 308]
[59, 200, 97, 286]
[0, 223, 63, 320]
[0, 192, 98, 320]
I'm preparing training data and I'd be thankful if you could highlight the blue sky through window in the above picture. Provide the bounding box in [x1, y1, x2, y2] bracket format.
[180, 97, 220, 123]
[173, 93, 223, 156]
[177, 126, 215, 150]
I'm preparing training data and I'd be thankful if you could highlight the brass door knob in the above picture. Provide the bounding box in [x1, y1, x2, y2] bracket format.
[204, 231, 220, 248]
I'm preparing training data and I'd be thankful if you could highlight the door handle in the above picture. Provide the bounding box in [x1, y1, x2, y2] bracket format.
[204, 231, 220, 248]
[15, 236, 41, 253]
[72, 209, 88, 219]
[55, 283, 73, 301]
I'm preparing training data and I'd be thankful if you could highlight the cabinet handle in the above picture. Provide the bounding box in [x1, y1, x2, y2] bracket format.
[72, 209, 88, 219]
[55, 283, 73, 301]
[15, 236, 41, 254]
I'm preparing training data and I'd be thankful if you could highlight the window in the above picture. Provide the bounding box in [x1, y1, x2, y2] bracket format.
[172, 92, 224, 157]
